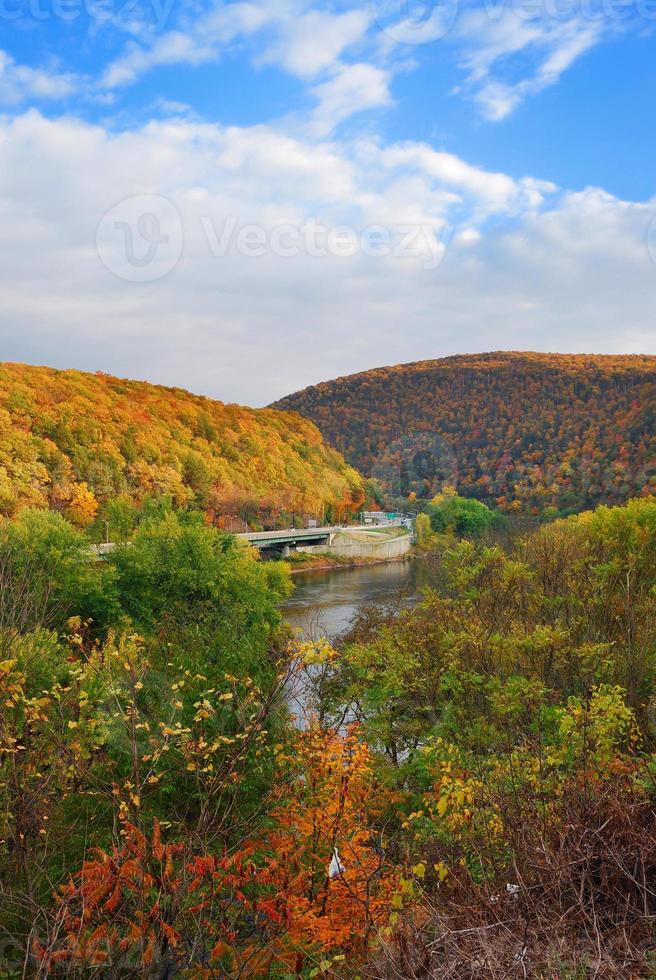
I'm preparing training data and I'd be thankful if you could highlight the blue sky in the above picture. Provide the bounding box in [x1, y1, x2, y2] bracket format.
[0, 0, 654, 403]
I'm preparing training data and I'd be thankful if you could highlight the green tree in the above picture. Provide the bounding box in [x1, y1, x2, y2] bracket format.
[108, 511, 292, 679]
[106, 510, 294, 821]
[104, 493, 138, 542]
[0, 508, 119, 629]
[415, 512, 435, 549]
[427, 494, 504, 538]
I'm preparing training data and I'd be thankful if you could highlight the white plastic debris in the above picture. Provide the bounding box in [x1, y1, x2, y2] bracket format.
[328, 848, 345, 879]
[506, 883, 519, 898]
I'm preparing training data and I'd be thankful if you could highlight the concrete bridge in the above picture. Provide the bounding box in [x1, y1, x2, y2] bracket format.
[92, 523, 412, 562]
[235, 526, 341, 556]
[235, 524, 413, 560]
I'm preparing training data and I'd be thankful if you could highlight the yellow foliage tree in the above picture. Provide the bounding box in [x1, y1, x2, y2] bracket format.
[65, 482, 98, 527]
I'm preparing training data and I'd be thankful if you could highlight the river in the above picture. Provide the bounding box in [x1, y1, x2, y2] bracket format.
[281, 559, 430, 641]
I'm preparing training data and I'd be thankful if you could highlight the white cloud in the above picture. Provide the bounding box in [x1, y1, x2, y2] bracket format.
[202, 0, 277, 38]
[100, 30, 219, 89]
[0, 110, 653, 406]
[97, 1, 381, 133]
[308, 63, 392, 136]
[379, 141, 555, 213]
[100, 1, 279, 89]
[0, 51, 78, 105]
[0, 0, 640, 134]
[100, 1, 370, 92]
[152, 97, 195, 116]
[5, 0, 619, 133]
[455, 9, 606, 120]
[259, 8, 371, 78]
[99, 2, 387, 136]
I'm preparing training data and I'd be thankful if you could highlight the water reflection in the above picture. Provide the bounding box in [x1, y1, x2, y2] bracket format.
[281, 559, 436, 725]
[282, 559, 428, 641]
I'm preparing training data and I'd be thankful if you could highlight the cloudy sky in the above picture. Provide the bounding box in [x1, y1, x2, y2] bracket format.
[1, 0, 655, 405]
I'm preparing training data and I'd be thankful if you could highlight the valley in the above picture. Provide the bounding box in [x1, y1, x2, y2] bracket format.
[0, 356, 655, 978]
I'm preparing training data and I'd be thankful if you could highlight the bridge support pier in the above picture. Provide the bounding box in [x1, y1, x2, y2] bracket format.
[281, 545, 290, 558]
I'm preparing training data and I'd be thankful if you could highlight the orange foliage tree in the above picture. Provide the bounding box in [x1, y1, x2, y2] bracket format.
[35, 726, 403, 977]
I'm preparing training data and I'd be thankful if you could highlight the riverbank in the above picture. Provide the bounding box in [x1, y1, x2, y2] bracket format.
[286, 551, 415, 575]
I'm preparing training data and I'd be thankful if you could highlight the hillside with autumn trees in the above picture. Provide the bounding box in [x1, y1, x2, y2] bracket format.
[1, 355, 656, 977]
[274, 352, 656, 515]
[0, 362, 364, 527]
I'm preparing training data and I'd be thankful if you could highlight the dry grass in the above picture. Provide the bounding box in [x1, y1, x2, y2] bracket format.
[371, 778, 656, 979]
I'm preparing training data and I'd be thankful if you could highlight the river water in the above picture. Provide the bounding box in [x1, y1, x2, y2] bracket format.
[281, 559, 429, 641]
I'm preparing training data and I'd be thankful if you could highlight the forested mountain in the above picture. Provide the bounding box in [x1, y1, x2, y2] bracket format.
[274, 352, 656, 515]
[0, 362, 363, 523]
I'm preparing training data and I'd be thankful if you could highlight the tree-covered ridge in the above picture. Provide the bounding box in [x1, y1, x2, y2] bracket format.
[274, 351, 656, 515]
[0, 362, 364, 522]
